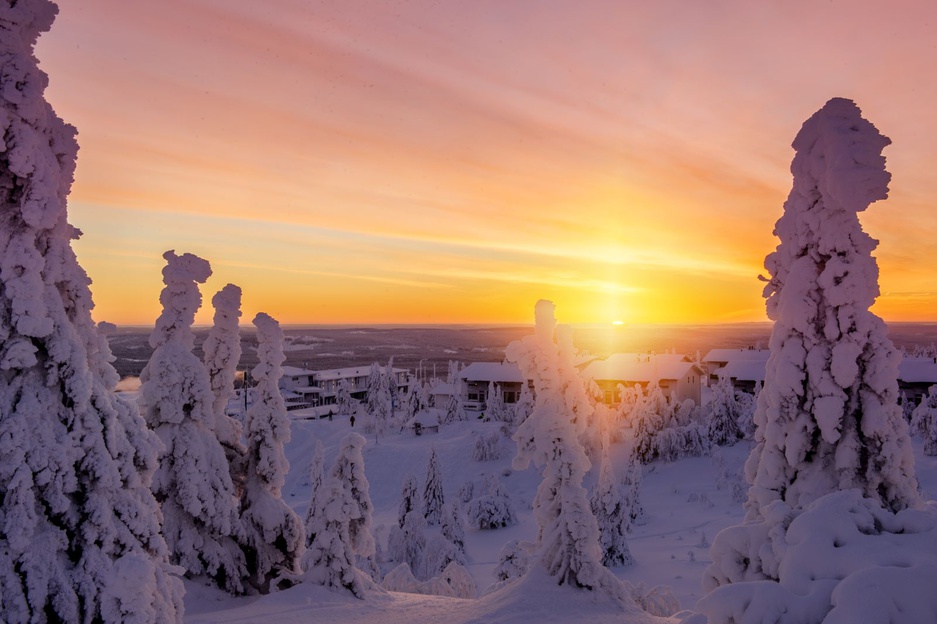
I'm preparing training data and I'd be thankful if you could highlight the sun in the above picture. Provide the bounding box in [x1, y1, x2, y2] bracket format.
[611, 320, 625, 326]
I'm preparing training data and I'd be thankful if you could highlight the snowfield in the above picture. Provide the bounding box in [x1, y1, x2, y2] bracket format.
[178, 411, 787, 622]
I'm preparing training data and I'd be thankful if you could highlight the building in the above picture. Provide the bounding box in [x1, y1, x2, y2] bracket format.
[702, 350, 937, 404]
[277, 364, 412, 410]
[898, 357, 937, 404]
[701, 348, 770, 384]
[457, 362, 527, 413]
[582, 353, 703, 406]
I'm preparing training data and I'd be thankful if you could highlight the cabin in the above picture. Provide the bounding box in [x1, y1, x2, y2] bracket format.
[408, 409, 442, 435]
[716, 359, 766, 394]
[701, 348, 770, 384]
[898, 357, 937, 404]
[458, 362, 527, 413]
[582, 353, 703, 406]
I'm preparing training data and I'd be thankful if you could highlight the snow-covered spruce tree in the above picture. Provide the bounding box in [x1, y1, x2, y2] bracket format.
[304, 439, 325, 547]
[385, 356, 398, 418]
[0, 5, 183, 619]
[513, 381, 535, 430]
[486, 381, 506, 422]
[336, 379, 353, 415]
[736, 383, 759, 439]
[301, 476, 369, 598]
[465, 475, 517, 530]
[494, 540, 533, 582]
[239, 313, 304, 592]
[422, 447, 445, 525]
[622, 442, 646, 527]
[440, 501, 466, 561]
[900, 389, 916, 424]
[365, 362, 391, 439]
[202, 283, 247, 493]
[141, 251, 247, 594]
[743, 98, 917, 519]
[590, 443, 634, 567]
[329, 432, 376, 561]
[398, 473, 421, 529]
[706, 376, 745, 447]
[911, 385, 937, 456]
[701, 99, 923, 621]
[444, 391, 465, 424]
[506, 301, 632, 603]
[405, 382, 422, 423]
[385, 509, 427, 579]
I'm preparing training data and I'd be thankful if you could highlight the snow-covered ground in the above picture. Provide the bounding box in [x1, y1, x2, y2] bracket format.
[181, 408, 897, 623]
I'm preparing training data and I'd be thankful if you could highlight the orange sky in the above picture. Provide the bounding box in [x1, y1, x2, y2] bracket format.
[35, 0, 937, 326]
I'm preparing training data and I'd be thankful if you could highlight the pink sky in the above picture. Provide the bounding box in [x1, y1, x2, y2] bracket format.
[36, 0, 937, 325]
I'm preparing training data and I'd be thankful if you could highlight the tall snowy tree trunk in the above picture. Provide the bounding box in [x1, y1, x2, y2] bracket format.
[0, 3, 183, 621]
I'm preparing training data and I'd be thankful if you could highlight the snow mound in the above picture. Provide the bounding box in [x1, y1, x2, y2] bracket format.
[699, 489, 937, 623]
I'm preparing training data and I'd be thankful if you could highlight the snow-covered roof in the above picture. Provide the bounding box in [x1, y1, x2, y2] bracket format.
[314, 365, 408, 382]
[458, 362, 525, 383]
[718, 359, 766, 382]
[702, 348, 770, 365]
[290, 385, 321, 394]
[583, 354, 701, 383]
[281, 365, 314, 378]
[653, 353, 692, 363]
[898, 357, 937, 384]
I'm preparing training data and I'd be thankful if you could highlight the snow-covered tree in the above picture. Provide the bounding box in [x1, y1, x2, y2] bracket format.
[622, 443, 646, 527]
[440, 502, 466, 561]
[465, 475, 517, 530]
[590, 445, 634, 568]
[0, 6, 183, 619]
[422, 448, 445, 525]
[328, 433, 376, 560]
[141, 251, 246, 594]
[443, 392, 465, 424]
[202, 285, 244, 451]
[336, 379, 353, 416]
[365, 362, 391, 439]
[494, 540, 532, 582]
[911, 385, 937, 456]
[506, 301, 628, 600]
[405, 382, 423, 423]
[386, 509, 426, 579]
[473, 431, 504, 461]
[398, 474, 421, 529]
[703, 99, 922, 619]
[301, 476, 368, 598]
[485, 381, 507, 422]
[385, 357, 398, 418]
[743, 98, 918, 519]
[736, 383, 759, 439]
[900, 389, 916, 423]
[446, 360, 461, 385]
[423, 533, 462, 579]
[707, 377, 745, 447]
[513, 382, 535, 429]
[304, 440, 325, 547]
[240, 313, 304, 592]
